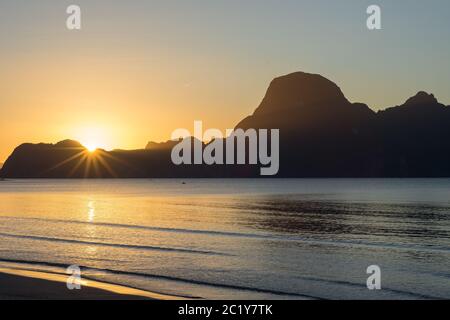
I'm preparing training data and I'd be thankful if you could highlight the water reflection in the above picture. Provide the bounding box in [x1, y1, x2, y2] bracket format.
[1, 179, 449, 299]
[84, 200, 98, 255]
[232, 195, 450, 248]
[87, 200, 95, 223]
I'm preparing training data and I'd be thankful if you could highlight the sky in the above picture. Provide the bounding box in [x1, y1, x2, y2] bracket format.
[1, 0, 450, 162]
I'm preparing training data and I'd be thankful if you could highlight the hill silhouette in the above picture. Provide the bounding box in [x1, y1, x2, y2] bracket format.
[145, 139, 179, 150]
[1, 71, 450, 178]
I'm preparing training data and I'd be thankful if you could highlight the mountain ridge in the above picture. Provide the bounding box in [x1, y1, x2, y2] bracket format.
[2, 71, 450, 178]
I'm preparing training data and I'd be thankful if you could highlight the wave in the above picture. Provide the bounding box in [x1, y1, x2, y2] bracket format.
[1, 216, 450, 254]
[0, 258, 318, 299]
[0, 257, 442, 300]
[0, 232, 228, 256]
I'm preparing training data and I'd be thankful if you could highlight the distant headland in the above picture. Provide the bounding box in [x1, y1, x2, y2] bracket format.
[1, 72, 450, 178]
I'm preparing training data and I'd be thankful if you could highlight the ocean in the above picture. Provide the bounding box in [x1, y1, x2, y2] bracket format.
[0, 179, 449, 299]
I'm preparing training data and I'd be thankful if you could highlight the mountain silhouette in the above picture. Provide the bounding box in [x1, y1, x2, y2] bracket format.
[1, 71, 450, 178]
[145, 139, 180, 150]
[145, 137, 204, 151]
[235, 72, 378, 176]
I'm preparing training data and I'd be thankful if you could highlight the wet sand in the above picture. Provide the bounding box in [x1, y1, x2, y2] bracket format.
[0, 267, 185, 300]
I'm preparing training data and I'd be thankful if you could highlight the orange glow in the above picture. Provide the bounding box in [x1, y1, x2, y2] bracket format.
[76, 127, 111, 152]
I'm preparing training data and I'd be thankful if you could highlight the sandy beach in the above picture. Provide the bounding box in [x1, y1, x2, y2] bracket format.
[0, 266, 184, 300]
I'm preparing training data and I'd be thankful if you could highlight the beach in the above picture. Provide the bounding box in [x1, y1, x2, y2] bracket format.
[0, 265, 183, 300]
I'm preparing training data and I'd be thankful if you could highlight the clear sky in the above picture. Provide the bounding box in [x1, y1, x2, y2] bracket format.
[1, 0, 450, 162]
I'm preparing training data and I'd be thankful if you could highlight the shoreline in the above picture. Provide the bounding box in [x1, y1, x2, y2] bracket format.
[0, 265, 187, 300]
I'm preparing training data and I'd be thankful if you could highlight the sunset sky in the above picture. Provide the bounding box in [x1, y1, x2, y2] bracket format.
[1, 0, 450, 162]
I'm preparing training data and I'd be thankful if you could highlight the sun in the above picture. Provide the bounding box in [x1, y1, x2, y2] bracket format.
[85, 143, 98, 153]
[76, 126, 111, 153]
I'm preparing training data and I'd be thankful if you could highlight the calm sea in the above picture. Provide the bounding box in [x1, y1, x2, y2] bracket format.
[0, 179, 449, 299]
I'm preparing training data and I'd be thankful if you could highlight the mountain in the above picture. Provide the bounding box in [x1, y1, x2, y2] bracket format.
[376, 91, 450, 176]
[236, 72, 379, 177]
[145, 138, 204, 150]
[145, 140, 179, 150]
[1, 71, 450, 178]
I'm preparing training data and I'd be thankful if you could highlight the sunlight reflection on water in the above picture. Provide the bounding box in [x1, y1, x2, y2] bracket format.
[0, 179, 449, 299]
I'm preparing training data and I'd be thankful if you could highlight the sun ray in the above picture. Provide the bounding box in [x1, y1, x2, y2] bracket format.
[41, 150, 86, 176]
[84, 154, 93, 178]
[68, 152, 88, 177]
[96, 152, 118, 178]
[91, 156, 101, 177]
[97, 150, 129, 167]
